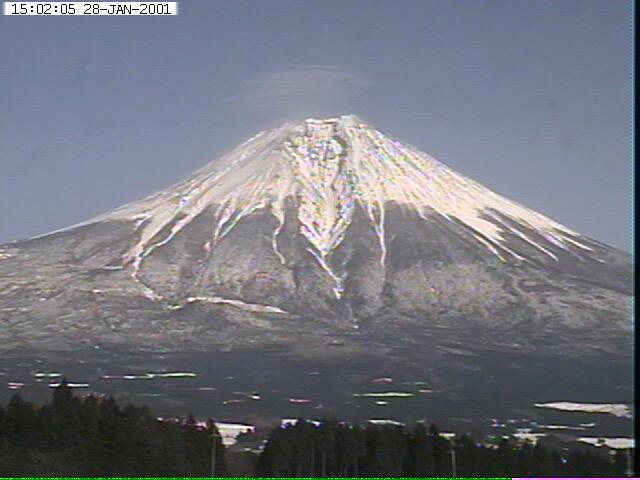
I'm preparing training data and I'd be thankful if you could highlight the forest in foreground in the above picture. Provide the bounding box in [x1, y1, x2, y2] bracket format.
[0, 381, 632, 477]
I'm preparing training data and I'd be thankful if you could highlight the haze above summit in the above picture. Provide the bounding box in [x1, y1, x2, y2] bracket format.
[0, 0, 631, 251]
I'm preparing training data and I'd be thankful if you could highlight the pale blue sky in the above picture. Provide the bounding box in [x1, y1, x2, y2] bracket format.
[0, 0, 632, 251]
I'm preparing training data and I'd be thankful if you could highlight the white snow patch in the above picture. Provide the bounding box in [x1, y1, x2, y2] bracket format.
[137, 283, 163, 302]
[577, 437, 634, 449]
[353, 391, 414, 398]
[534, 402, 631, 418]
[48, 382, 89, 388]
[541, 424, 587, 431]
[150, 372, 196, 378]
[368, 419, 404, 427]
[372, 377, 393, 384]
[183, 296, 287, 314]
[512, 432, 547, 445]
[101, 372, 195, 380]
[281, 418, 321, 428]
[33, 372, 61, 379]
[123, 374, 154, 380]
[215, 422, 255, 446]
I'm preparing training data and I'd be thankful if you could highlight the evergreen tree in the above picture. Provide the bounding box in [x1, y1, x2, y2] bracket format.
[5, 394, 37, 447]
[405, 422, 433, 476]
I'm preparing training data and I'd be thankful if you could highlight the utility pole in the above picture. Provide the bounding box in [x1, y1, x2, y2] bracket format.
[625, 447, 633, 477]
[450, 441, 457, 477]
[211, 432, 221, 477]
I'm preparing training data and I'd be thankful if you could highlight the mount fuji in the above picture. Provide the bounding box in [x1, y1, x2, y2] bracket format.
[0, 115, 631, 429]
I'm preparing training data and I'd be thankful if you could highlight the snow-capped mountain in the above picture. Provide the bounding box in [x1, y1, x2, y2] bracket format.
[0, 115, 632, 429]
[0, 115, 631, 355]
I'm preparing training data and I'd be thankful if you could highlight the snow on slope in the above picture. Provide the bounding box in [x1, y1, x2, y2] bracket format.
[534, 402, 631, 418]
[28, 114, 592, 298]
[577, 437, 634, 449]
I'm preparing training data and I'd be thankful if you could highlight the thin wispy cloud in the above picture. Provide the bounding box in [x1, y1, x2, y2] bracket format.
[232, 65, 372, 121]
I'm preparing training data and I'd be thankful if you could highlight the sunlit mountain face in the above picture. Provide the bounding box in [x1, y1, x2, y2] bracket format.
[0, 115, 631, 438]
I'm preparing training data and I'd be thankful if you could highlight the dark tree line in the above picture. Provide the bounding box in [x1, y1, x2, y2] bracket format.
[257, 419, 630, 478]
[0, 384, 632, 477]
[0, 380, 225, 476]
